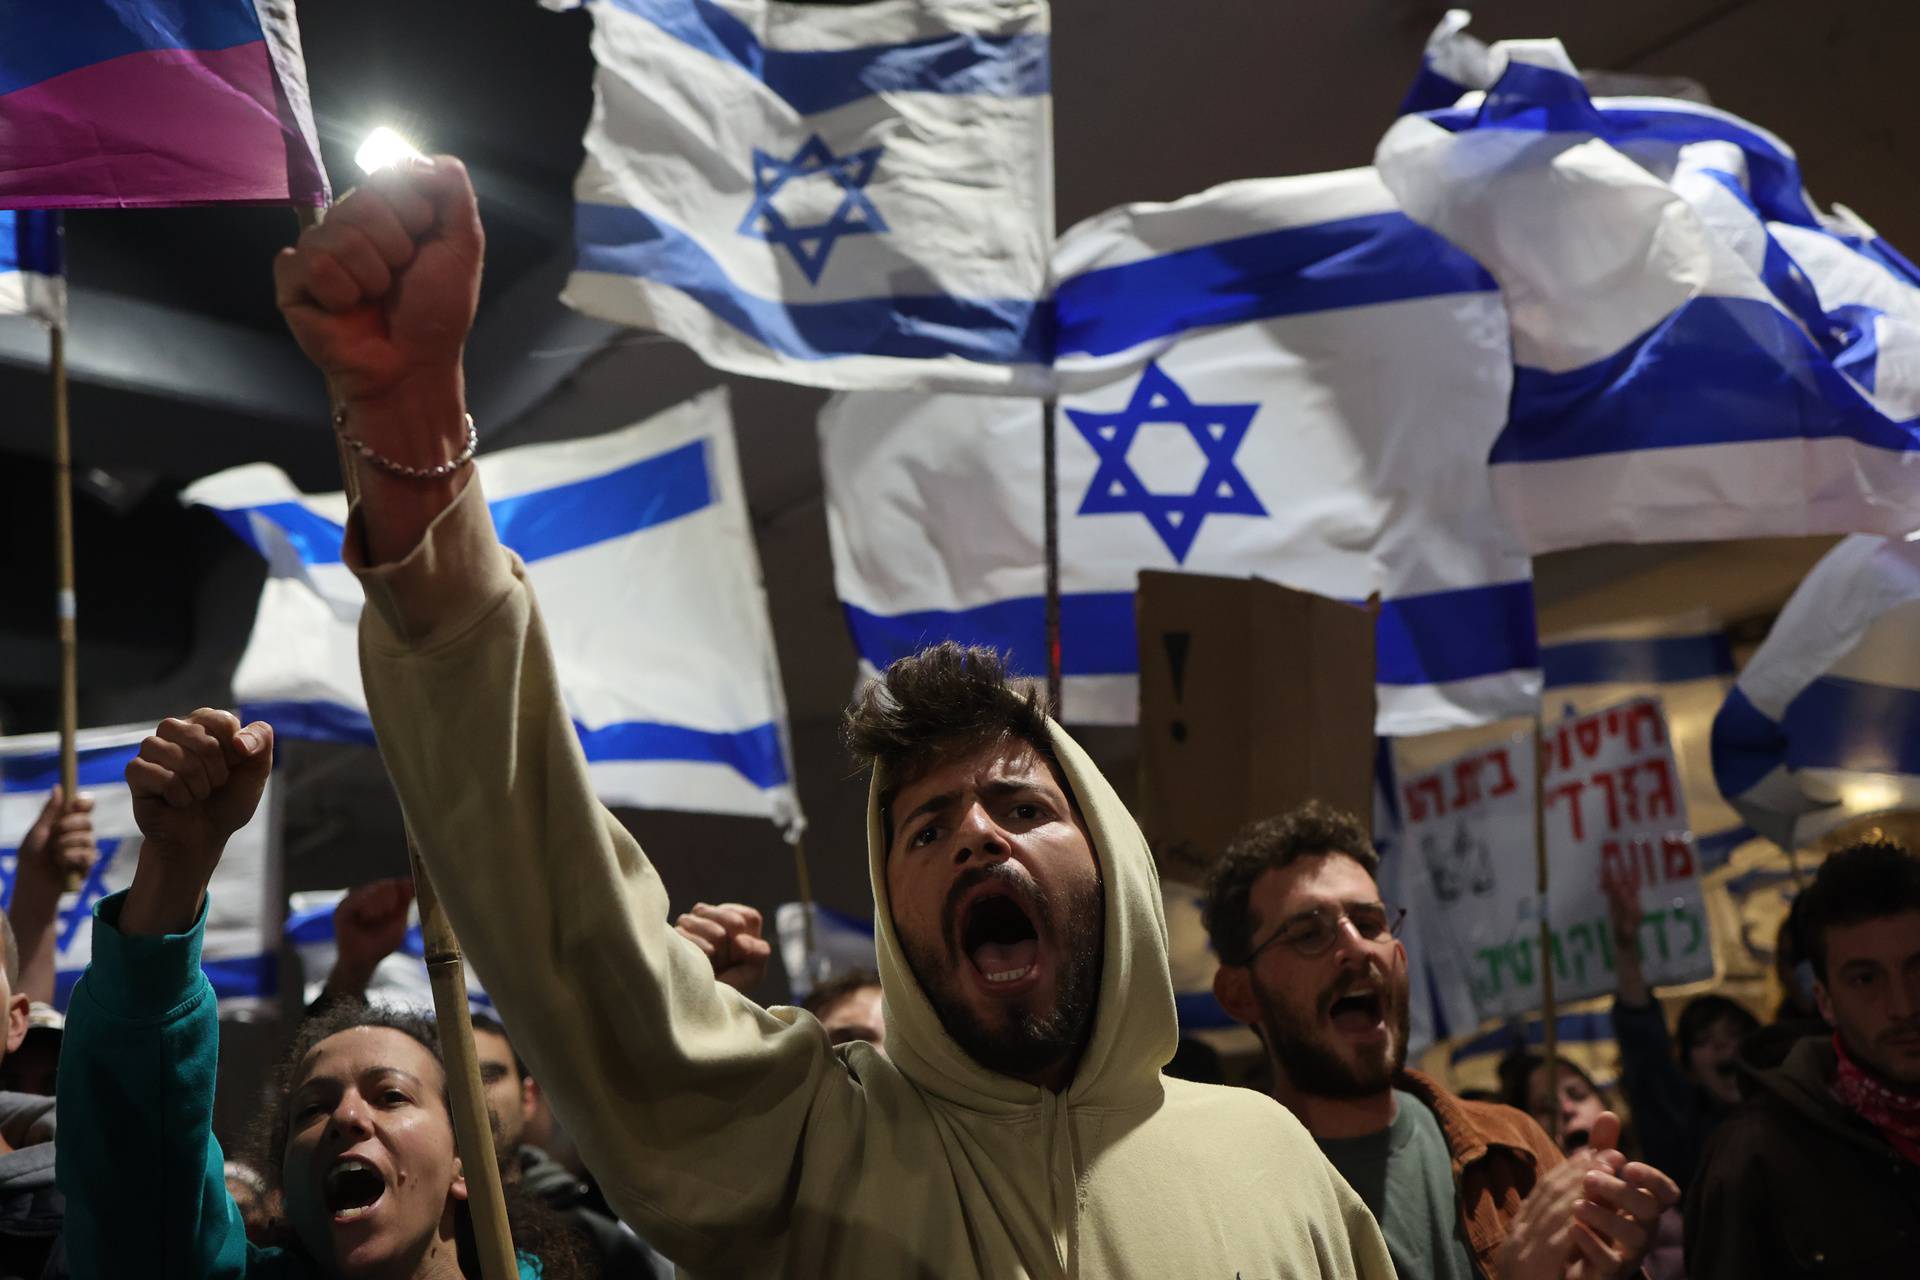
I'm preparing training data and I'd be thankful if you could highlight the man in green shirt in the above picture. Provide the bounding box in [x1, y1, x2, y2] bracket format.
[1205, 801, 1680, 1279]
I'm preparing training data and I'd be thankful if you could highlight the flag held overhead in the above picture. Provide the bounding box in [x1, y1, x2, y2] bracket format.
[0, 0, 328, 209]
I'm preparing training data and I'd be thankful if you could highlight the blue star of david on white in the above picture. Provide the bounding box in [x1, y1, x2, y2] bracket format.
[738, 134, 888, 283]
[1066, 362, 1266, 563]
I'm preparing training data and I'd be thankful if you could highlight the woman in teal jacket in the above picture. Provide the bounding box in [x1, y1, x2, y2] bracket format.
[54, 709, 566, 1279]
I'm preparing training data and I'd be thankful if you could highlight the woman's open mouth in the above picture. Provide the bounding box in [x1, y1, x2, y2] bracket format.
[325, 1156, 388, 1225]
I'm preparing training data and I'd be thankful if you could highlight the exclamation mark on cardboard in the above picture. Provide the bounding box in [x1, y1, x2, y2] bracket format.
[1165, 631, 1190, 743]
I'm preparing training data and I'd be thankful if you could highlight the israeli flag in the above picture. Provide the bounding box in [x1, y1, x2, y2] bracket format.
[1713, 535, 1920, 850]
[185, 390, 804, 834]
[773, 901, 875, 1000]
[828, 168, 1541, 736]
[0, 723, 278, 1011]
[0, 210, 63, 327]
[547, 0, 1053, 393]
[1379, 18, 1920, 553]
[286, 888, 492, 1013]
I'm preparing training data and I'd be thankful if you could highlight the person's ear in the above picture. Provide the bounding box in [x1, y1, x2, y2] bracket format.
[4, 994, 28, 1055]
[1213, 964, 1261, 1028]
[1813, 976, 1837, 1027]
[520, 1074, 539, 1125]
[450, 1156, 469, 1203]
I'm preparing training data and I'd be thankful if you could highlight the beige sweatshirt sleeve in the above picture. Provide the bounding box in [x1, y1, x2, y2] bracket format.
[347, 479, 848, 1269]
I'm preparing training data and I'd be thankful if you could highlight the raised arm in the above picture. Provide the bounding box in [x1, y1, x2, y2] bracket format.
[57, 710, 274, 1280]
[276, 159, 850, 1270]
[8, 787, 97, 1006]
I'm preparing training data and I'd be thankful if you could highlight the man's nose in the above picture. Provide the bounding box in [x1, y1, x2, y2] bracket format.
[953, 801, 1011, 867]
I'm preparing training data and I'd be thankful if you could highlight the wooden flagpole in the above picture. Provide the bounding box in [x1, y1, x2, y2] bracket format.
[297, 204, 518, 1280]
[1534, 710, 1560, 1148]
[1042, 398, 1062, 716]
[51, 322, 84, 891]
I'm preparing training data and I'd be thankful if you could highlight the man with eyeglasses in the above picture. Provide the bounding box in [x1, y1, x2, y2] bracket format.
[1204, 802, 1680, 1279]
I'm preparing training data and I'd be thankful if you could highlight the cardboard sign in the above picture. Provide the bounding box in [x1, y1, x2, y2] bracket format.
[1137, 571, 1376, 886]
[1400, 696, 1715, 1020]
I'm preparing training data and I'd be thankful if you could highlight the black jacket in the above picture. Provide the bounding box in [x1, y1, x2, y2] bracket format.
[1684, 1036, 1920, 1278]
[516, 1145, 673, 1280]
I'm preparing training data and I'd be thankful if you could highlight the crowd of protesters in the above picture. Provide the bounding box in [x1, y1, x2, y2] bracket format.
[0, 154, 1912, 1279]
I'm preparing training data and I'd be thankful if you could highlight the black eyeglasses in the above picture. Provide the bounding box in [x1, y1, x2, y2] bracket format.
[1241, 901, 1407, 963]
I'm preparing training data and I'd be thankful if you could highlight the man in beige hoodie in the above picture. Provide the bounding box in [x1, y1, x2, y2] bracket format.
[273, 157, 1396, 1278]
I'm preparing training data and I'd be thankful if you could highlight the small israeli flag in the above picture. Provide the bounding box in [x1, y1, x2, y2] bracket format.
[827, 167, 1541, 736]
[185, 389, 803, 834]
[1379, 16, 1920, 552]
[1713, 535, 1920, 850]
[0, 723, 278, 1011]
[0, 210, 63, 327]
[547, 0, 1053, 393]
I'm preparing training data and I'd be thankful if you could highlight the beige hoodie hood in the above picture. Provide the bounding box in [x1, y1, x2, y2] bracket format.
[866, 721, 1178, 1113]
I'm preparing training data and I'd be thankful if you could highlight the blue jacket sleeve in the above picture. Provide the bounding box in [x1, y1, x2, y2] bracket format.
[55, 890, 271, 1280]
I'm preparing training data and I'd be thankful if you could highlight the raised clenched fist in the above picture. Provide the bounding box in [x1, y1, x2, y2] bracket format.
[126, 710, 273, 871]
[675, 902, 773, 992]
[273, 155, 485, 412]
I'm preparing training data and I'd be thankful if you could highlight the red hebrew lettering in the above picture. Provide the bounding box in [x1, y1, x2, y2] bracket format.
[1594, 771, 1621, 829]
[1605, 708, 1623, 739]
[1575, 718, 1604, 759]
[1406, 776, 1445, 822]
[1549, 779, 1588, 841]
[1618, 765, 1643, 824]
[1644, 758, 1678, 819]
[1600, 838, 1632, 892]
[1487, 748, 1518, 797]
[1450, 759, 1482, 810]
[1625, 702, 1665, 749]
[1662, 834, 1696, 882]
[1555, 725, 1573, 771]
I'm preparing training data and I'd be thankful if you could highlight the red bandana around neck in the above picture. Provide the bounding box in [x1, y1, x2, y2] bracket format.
[1831, 1031, 1920, 1166]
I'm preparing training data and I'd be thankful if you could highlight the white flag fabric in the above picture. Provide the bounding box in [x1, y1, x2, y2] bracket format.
[1713, 535, 1920, 850]
[0, 723, 277, 1011]
[286, 889, 493, 1013]
[0, 210, 63, 326]
[773, 901, 876, 1000]
[549, 0, 1053, 393]
[1379, 19, 1920, 552]
[185, 390, 803, 834]
[827, 168, 1541, 736]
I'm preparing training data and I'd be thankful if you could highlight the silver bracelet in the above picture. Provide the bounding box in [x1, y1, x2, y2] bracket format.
[332, 404, 478, 480]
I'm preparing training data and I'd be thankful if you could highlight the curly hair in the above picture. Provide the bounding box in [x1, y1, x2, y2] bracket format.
[1202, 801, 1379, 965]
[1798, 839, 1920, 981]
[842, 642, 1058, 839]
[247, 999, 587, 1279]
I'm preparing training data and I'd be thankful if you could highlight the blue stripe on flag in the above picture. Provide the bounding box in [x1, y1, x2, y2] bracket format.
[1373, 581, 1539, 687]
[1542, 632, 1734, 688]
[1052, 212, 1495, 360]
[573, 202, 1052, 367]
[1711, 685, 1785, 800]
[1497, 296, 1920, 463]
[208, 439, 717, 568]
[0, 211, 61, 276]
[243, 699, 790, 790]
[609, 0, 1049, 113]
[0, 0, 268, 96]
[0, 745, 137, 793]
[1696, 825, 1757, 871]
[1174, 990, 1238, 1031]
[201, 952, 277, 1000]
[1448, 1008, 1615, 1064]
[846, 581, 1538, 689]
[1780, 676, 1920, 776]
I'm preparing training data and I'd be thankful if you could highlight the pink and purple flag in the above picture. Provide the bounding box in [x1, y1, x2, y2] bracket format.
[0, 0, 328, 209]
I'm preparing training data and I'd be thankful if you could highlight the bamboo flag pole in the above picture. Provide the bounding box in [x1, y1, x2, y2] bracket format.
[1533, 709, 1560, 1148]
[1042, 399, 1062, 716]
[297, 200, 518, 1280]
[790, 832, 817, 974]
[51, 322, 84, 892]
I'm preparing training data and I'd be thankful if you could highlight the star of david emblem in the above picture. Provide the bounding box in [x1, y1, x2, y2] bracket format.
[738, 134, 887, 283]
[1066, 362, 1266, 562]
